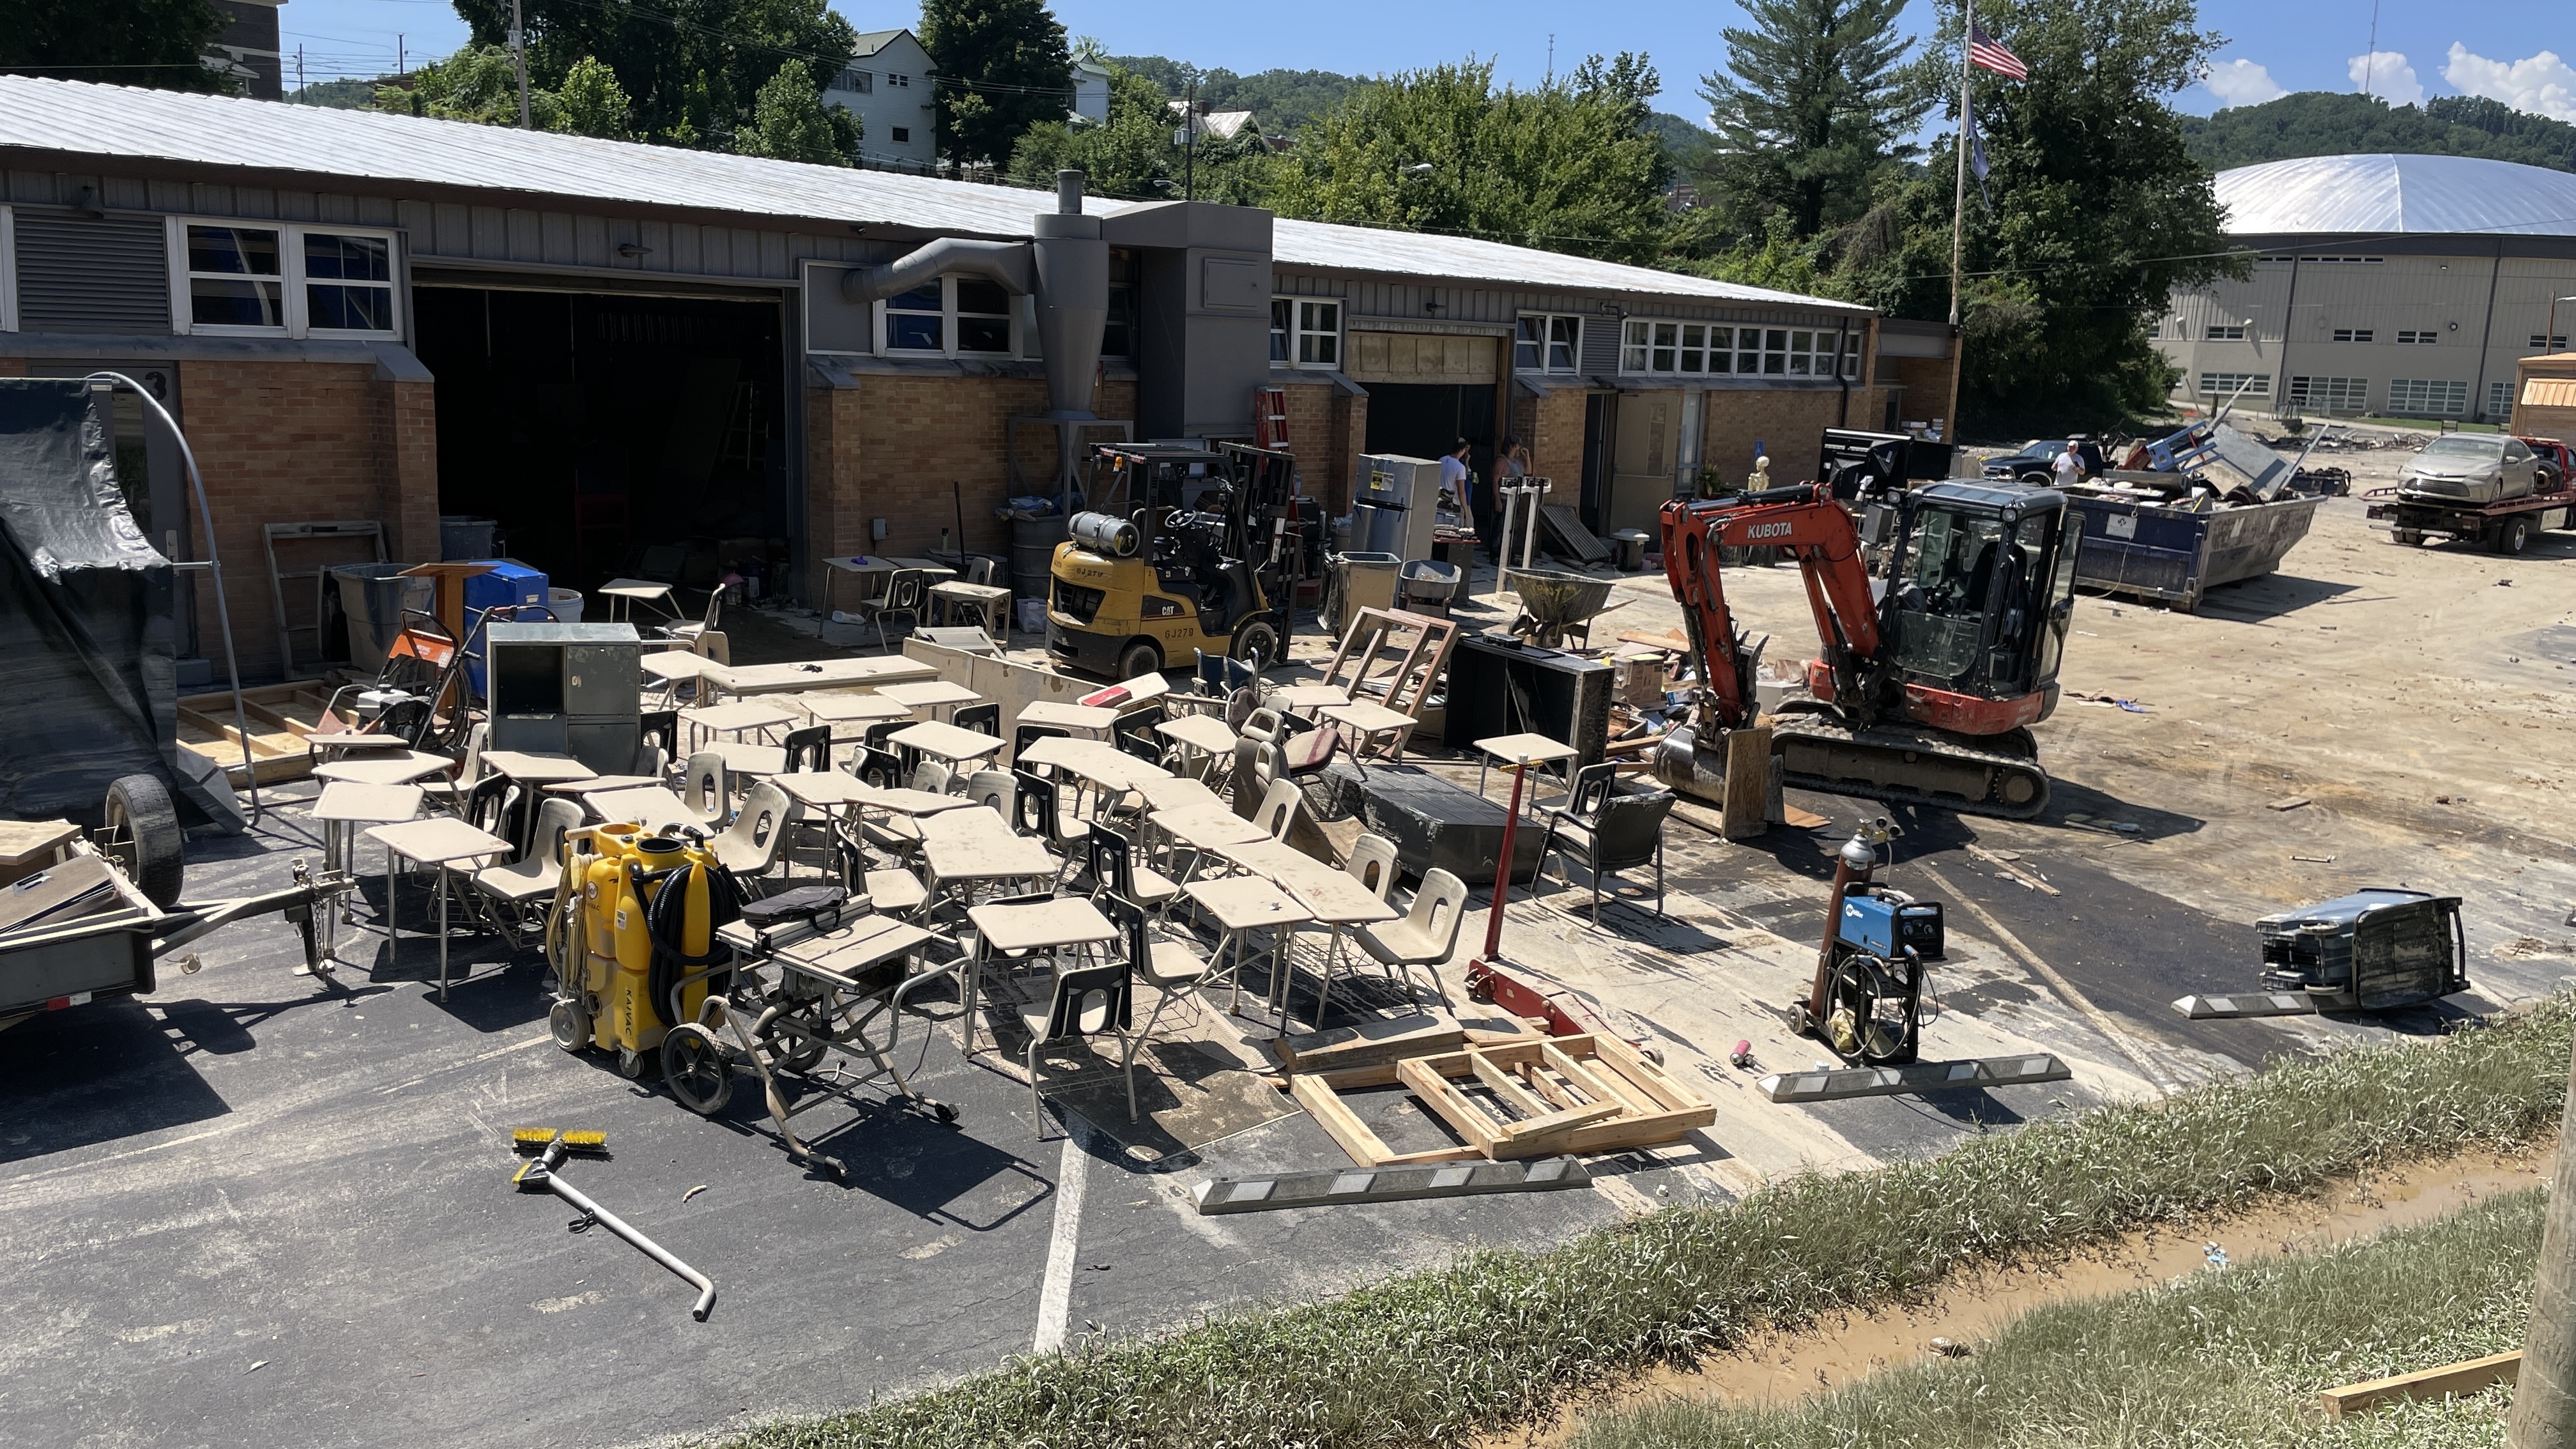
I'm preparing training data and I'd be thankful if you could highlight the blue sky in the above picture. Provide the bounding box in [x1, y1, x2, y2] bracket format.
[273, 0, 2576, 126]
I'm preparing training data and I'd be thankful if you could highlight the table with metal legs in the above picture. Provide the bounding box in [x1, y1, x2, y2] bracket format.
[366, 817, 512, 1000]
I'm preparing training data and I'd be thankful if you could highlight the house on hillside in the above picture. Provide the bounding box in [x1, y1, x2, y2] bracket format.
[1170, 103, 1264, 150]
[1071, 59, 1112, 125]
[822, 29, 938, 172]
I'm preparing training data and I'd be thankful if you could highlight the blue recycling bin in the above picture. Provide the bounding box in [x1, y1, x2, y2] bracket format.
[461, 560, 549, 698]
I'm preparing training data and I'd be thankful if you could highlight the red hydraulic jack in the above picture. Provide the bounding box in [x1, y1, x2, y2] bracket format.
[1460, 749, 1662, 1060]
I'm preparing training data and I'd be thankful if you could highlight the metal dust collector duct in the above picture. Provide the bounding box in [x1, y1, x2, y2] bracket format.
[840, 169, 1107, 505]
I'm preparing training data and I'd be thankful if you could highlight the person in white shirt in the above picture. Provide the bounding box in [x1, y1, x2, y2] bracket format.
[1438, 438, 1489, 557]
[2051, 441, 2085, 489]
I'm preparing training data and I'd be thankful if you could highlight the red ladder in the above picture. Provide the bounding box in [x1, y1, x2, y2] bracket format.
[1254, 386, 1291, 450]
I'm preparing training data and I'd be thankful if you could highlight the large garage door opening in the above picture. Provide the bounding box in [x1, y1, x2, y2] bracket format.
[413, 285, 787, 591]
[1363, 382, 1496, 479]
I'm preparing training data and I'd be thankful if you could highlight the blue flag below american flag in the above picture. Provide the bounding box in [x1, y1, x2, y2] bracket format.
[1969, 21, 2028, 80]
[1965, 93, 1992, 208]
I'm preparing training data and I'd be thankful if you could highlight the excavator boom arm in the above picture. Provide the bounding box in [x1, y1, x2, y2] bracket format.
[1659, 485, 1883, 726]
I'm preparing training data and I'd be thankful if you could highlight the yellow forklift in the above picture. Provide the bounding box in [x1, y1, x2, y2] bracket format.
[1045, 441, 1300, 679]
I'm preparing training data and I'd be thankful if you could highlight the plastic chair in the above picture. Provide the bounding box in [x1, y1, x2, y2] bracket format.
[1535, 763, 1676, 923]
[1013, 721, 1070, 772]
[656, 586, 724, 646]
[854, 746, 907, 792]
[419, 721, 490, 816]
[1085, 825, 1177, 912]
[953, 702, 1000, 738]
[1015, 952, 1136, 1137]
[855, 567, 927, 651]
[681, 751, 731, 827]
[1112, 704, 1163, 762]
[1012, 766, 1091, 877]
[1354, 868, 1468, 1011]
[1106, 891, 1209, 1048]
[781, 724, 831, 774]
[460, 797, 582, 934]
[1250, 778, 1302, 842]
[908, 758, 953, 796]
[928, 557, 1012, 640]
[707, 781, 797, 880]
[963, 768, 1015, 817]
[1344, 832, 1400, 901]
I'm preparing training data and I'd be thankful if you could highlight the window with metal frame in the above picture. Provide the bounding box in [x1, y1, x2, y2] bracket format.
[1271, 297, 1338, 369]
[2287, 376, 2368, 413]
[1103, 247, 1137, 358]
[2330, 328, 2373, 343]
[2533, 334, 2569, 351]
[2487, 379, 2515, 418]
[2197, 371, 2270, 397]
[1623, 319, 1853, 379]
[837, 67, 873, 93]
[887, 72, 909, 87]
[2386, 378, 2467, 416]
[2395, 329, 2439, 344]
[881, 275, 1016, 357]
[169, 218, 400, 338]
[1514, 313, 1581, 372]
[2204, 323, 2247, 341]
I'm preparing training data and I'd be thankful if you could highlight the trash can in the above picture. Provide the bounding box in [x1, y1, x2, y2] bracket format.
[548, 586, 585, 624]
[1325, 551, 1402, 631]
[1611, 529, 1652, 572]
[1399, 558, 1462, 617]
[331, 563, 434, 674]
[1011, 514, 1070, 606]
[439, 515, 498, 562]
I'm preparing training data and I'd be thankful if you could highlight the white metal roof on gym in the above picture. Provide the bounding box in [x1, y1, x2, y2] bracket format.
[0, 77, 1862, 311]
[2214, 153, 2576, 238]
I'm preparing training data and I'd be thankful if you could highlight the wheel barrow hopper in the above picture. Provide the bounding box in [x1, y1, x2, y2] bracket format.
[1503, 568, 1619, 648]
[2, 774, 351, 1031]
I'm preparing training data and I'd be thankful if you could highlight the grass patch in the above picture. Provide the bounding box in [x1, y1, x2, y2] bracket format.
[1574, 1186, 2538, 1448]
[726, 999, 2574, 1449]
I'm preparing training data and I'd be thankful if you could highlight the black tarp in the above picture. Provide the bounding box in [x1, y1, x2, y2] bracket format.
[0, 379, 236, 829]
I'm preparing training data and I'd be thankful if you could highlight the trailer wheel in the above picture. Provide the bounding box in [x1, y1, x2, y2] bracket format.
[2493, 517, 2531, 555]
[101, 774, 185, 908]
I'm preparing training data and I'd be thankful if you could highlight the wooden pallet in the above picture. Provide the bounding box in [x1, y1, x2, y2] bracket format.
[1291, 1033, 1713, 1165]
[174, 683, 354, 785]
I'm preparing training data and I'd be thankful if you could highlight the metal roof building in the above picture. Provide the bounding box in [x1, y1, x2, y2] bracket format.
[2160, 153, 2576, 424]
[0, 79, 1905, 676]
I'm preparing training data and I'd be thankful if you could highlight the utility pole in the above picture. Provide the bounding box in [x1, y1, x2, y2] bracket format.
[2505, 1037, 2576, 1446]
[1940, 0, 1972, 445]
[295, 44, 305, 98]
[397, 34, 406, 76]
[1183, 74, 1199, 202]
[510, 0, 532, 128]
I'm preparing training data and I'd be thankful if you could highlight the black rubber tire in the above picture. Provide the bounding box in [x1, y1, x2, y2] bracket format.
[762, 1028, 828, 1075]
[548, 998, 591, 1054]
[1116, 638, 1163, 683]
[661, 1023, 733, 1115]
[102, 773, 184, 908]
[1227, 616, 1283, 674]
[2391, 529, 2423, 546]
[615, 1046, 647, 1080]
[2494, 517, 2531, 555]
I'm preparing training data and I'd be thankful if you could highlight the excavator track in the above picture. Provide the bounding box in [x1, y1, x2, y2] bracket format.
[1656, 707, 2051, 821]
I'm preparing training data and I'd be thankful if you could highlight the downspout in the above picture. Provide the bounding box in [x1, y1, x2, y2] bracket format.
[2471, 236, 2504, 422]
[2279, 250, 2300, 415]
[1835, 315, 1851, 426]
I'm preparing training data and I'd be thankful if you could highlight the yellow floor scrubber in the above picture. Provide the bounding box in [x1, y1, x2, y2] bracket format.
[544, 824, 738, 1078]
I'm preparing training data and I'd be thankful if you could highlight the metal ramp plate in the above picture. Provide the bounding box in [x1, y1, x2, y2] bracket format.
[1758, 1054, 2071, 1103]
[1192, 1155, 1591, 1215]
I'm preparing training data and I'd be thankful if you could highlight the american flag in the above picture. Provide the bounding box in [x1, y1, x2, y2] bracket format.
[1968, 22, 2028, 80]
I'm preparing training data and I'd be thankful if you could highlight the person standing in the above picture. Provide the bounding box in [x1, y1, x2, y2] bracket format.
[2051, 440, 2085, 489]
[1439, 438, 1489, 559]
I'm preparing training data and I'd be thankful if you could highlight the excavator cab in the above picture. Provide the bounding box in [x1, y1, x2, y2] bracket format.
[1872, 482, 2082, 719]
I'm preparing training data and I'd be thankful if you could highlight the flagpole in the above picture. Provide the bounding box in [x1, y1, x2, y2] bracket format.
[1943, 0, 1972, 445]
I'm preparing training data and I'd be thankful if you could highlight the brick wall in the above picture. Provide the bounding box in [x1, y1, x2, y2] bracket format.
[1699, 387, 1889, 488]
[1526, 387, 1587, 492]
[1882, 356, 1952, 436]
[0, 358, 24, 378]
[175, 358, 438, 682]
[1275, 378, 1368, 513]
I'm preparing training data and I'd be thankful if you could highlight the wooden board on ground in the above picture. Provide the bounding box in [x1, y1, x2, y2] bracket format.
[1271, 1014, 1464, 1073]
[1298, 1033, 1715, 1165]
[177, 684, 355, 785]
[1722, 726, 1772, 840]
[2318, 1351, 2519, 1419]
[1537, 504, 1613, 565]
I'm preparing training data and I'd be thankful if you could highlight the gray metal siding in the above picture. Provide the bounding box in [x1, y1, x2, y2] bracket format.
[1581, 314, 1622, 374]
[14, 210, 169, 334]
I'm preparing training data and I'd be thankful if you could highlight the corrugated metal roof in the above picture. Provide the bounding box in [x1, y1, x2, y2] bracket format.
[0, 77, 1863, 311]
[2215, 153, 2576, 237]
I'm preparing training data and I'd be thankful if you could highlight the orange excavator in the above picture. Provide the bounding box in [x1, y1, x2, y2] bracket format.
[1655, 478, 2083, 818]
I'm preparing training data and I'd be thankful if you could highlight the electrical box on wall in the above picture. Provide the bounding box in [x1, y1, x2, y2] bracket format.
[871, 518, 889, 540]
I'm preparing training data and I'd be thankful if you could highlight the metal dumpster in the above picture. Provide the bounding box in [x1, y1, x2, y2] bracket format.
[2060, 489, 2322, 612]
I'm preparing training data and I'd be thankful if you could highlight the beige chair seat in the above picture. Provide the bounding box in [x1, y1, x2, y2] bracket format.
[864, 868, 928, 915]
[468, 859, 558, 903]
[1357, 918, 1445, 965]
[1146, 936, 1210, 987]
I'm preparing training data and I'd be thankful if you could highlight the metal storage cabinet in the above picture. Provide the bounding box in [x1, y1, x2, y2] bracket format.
[486, 622, 643, 775]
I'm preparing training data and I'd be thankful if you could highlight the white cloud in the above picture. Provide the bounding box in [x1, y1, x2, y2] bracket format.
[2444, 43, 2576, 122]
[2203, 58, 2287, 108]
[2349, 51, 2425, 105]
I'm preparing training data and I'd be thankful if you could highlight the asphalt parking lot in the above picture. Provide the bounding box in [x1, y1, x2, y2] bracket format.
[7, 454, 2572, 1447]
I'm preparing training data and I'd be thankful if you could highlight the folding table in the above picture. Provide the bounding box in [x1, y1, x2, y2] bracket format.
[366, 816, 512, 1000]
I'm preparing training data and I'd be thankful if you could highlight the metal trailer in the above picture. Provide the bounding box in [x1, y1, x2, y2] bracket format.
[1, 788, 351, 1031]
[2060, 488, 2326, 612]
[2364, 483, 2576, 555]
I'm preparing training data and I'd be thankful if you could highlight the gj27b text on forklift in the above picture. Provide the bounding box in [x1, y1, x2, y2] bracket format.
[1046, 441, 1300, 679]
[1657, 477, 2082, 817]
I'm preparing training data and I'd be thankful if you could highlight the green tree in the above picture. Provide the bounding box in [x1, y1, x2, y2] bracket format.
[2182, 91, 2576, 176]
[1265, 55, 1673, 264]
[1009, 63, 1181, 198]
[447, 0, 856, 152]
[1698, 0, 1929, 240]
[1900, 0, 2239, 427]
[381, 43, 560, 128]
[7, 0, 233, 93]
[920, 0, 1073, 166]
[736, 58, 854, 164]
[552, 55, 631, 139]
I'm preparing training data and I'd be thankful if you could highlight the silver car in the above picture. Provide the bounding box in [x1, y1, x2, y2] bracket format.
[2398, 433, 2540, 505]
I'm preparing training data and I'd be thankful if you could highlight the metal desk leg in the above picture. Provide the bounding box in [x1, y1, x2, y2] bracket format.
[436, 866, 450, 1002]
